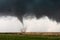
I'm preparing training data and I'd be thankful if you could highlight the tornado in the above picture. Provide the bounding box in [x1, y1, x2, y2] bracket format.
[0, 0, 60, 24]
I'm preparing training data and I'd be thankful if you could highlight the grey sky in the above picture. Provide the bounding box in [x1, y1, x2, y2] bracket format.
[0, 16, 60, 32]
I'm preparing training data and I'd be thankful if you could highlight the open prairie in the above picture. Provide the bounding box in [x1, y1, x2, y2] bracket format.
[0, 32, 60, 40]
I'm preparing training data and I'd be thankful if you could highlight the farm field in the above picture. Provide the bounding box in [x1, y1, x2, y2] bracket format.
[0, 33, 60, 40]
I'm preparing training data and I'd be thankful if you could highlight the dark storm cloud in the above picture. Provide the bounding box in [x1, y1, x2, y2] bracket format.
[0, 0, 16, 16]
[0, 0, 60, 23]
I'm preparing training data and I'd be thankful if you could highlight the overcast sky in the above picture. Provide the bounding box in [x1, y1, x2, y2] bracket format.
[0, 16, 60, 32]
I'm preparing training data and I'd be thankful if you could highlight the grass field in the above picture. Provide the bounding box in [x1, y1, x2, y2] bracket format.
[0, 33, 60, 40]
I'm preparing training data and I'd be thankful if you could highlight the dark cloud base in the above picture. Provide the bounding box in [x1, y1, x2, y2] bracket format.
[0, 0, 60, 23]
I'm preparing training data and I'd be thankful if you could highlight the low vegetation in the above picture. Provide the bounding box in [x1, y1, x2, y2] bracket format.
[0, 33, 60, 40]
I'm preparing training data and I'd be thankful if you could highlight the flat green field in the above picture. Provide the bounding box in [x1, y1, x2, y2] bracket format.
[0, 34, 60, 40]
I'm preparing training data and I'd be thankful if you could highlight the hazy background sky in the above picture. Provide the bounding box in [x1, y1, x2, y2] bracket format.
[0, 16, 60, 32]
[0, 0, 60, 32]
